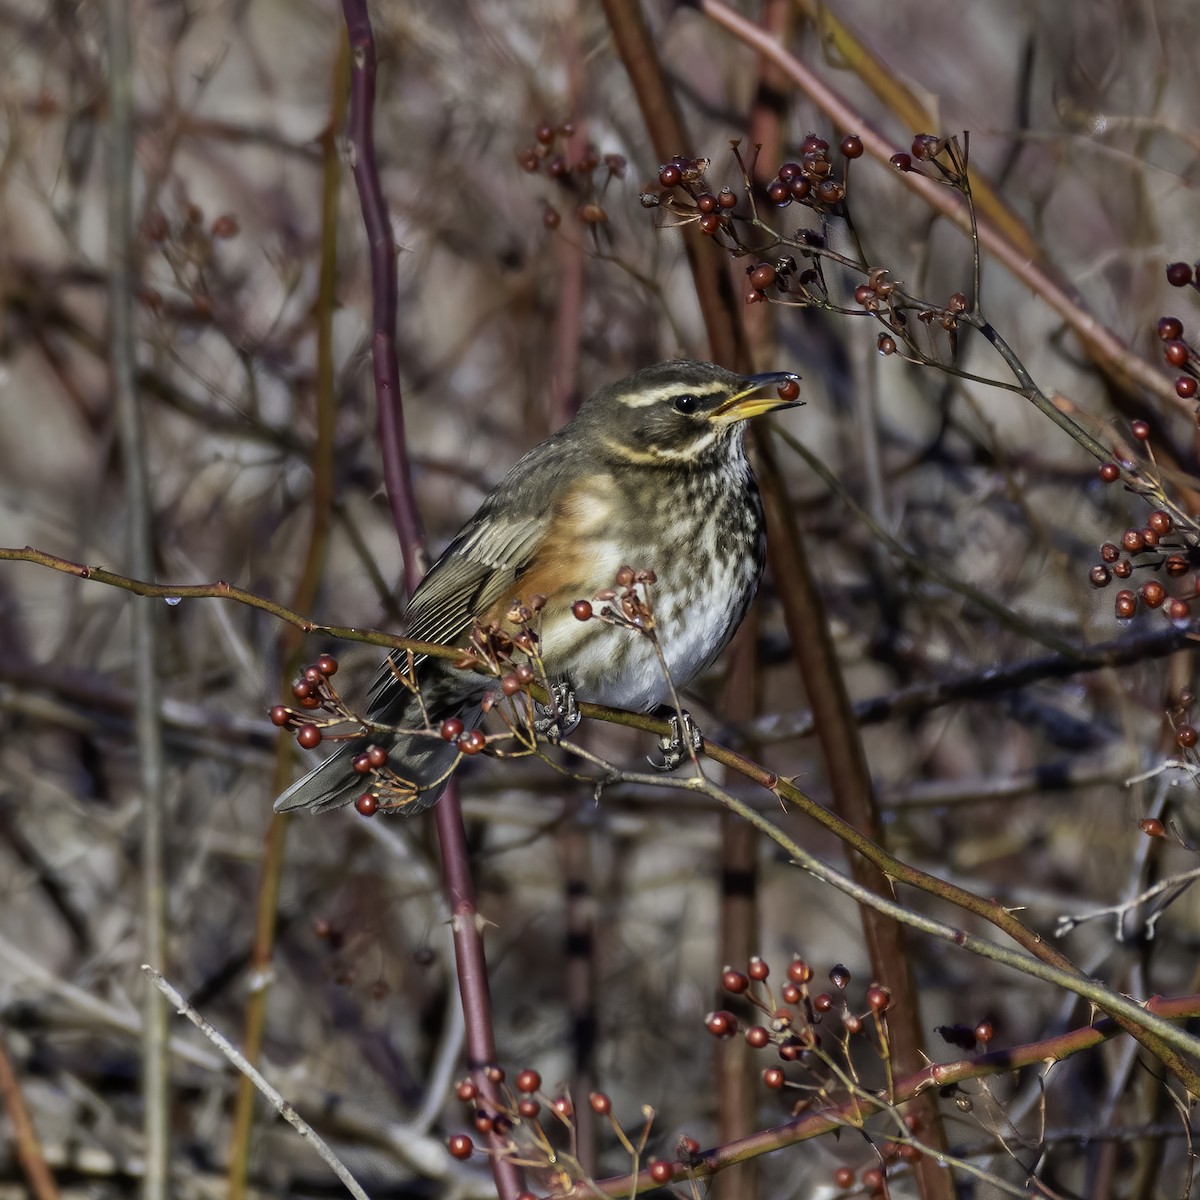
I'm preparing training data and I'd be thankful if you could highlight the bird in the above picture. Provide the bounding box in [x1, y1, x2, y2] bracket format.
[275, 359, 800, 815]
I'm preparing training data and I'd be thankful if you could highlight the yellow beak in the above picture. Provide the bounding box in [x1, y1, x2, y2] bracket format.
[711, 371, 802, 420]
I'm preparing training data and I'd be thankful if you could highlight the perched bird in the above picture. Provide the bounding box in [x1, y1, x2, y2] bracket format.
[276, 359, 799, 815]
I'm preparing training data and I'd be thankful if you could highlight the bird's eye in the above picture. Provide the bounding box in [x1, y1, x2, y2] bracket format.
[672, 394, 701, 414]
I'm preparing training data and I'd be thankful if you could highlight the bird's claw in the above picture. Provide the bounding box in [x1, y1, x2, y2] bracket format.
[533, 682, 581, 743]
[648, 712, 703, 771]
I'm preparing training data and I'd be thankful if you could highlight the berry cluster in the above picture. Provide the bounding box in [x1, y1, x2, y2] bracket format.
[709, 956, 892, 1091]
[1155, 314, 1200, 411]
[762, 132, 860, 211]
[888, 132, 959, 178]
[138, 199, 240, 319]
[269, 654, 423, 814]
[516, 121, 626, 229]
[742, 240, 836, 309]
[1091, 437, 1193, 622]
[446, 1067, 694, 1195]
[572, 564, 658, 633]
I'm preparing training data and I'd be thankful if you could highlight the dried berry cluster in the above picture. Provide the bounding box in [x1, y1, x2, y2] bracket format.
[269, 654, 426, 814]
[762, 133, 861, 211]
[572, 564, 659, 632]
[710, 956, 891, 1089]
[138, 199, 240, 318]
[710, 956, 931, 1196]
[1155, 313, 1200, 412]
[447, 1067, 698, 1195]
[646, 135, 860, 246]
[516, 120, 626, 229]
[1091, 436, 1194, 622]
[887, 132, 958, 178]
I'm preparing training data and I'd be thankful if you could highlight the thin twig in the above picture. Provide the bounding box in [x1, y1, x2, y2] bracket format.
[0, 1033, 60, 1200]
[141, 966, 372, 1200]
[104, 4, 169, 1195]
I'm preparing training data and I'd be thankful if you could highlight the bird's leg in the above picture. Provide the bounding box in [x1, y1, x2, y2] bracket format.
[533, 681, 582, 742]
[648, 710, 703, 772]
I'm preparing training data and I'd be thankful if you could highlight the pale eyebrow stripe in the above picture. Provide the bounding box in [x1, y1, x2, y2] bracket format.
[617, 381, 728, 408]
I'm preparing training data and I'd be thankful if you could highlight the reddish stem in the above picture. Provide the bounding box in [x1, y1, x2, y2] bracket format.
[339, 4, 521, 1195]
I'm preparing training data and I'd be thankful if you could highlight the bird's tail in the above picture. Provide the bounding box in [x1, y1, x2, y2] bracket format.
[274, 691, 479, 816]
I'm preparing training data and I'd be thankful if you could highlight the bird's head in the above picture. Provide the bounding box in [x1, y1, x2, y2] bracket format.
[577, 360, 801, 466]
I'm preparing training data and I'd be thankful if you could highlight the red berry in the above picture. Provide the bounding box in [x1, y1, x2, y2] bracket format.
[699, 212, 721, 234]
[659, 163, 682, 187]
[211, 213, 239, 239]
[705, 1010, 737, 1038]
[1169, 599, 1191, 620]
[352, 753, 372, 774]
[1166, 340, 1190, 367]
[1141, 581, 1166, 608]
[889, 152, 912, 171]
[1100, 542, 1121, 562]
[1131, 419, 1151, 440]
[1148, 510, 1172, 535]
[813, 992, 833, 1012]
[1167, 262, 1193, 287]
[551, 1095, 572, 1117]
[1158, 316, 1184, 340]
[1122, 529, 1145, 553]
[974, 1021, 994, 1044]
[745, 1025, 770, 1048]
[648, 1161, 673, 1184]
[367, 745, 388, 768]
[722, 969, 750, 994]
[696, 192, 718, 213]
[1177, 376, 1197, 399]
[787, 958, 812, 983]
[1089, 565, 1111, 588]
[458, 729, 486, 755]
[440, 717, 465, 741]
[296, 724, 321, 749]
[1166, 555, 1189, 577]
[535, 123, 555, 145]
[767, 179, 791, 205]
[781, 982, 801, 1004]
[789, 177, 811, 201]
[1098, 462, 1120, 482]
[572, 599, 593, 621]
[316, 654, 338, 676]
[717, 188, 737, 209]
[269, 705, 291, 727]
[866, 986, 891, 1012]
[777, 378, 800, 402]
[1141, 816, 1167, 836]
[748, 956, 769, 980]
[763, 1067, 785, 1088]
[515, 1069, 541, 1093]
[589, 1091, 612, 1114]
[834, 1166, 856, 1189]
[355, 793, 378, 817]
[447, 1134, 473, 1160]
[517, 1099, 539, 1118]
[840, 133, 864, 158]
[749, 263, 776, 290]
[1114, 589, 1137, 618]
[455, 1079, 477, 1102]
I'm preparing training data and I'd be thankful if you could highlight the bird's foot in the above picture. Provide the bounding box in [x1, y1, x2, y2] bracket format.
[533, 682, 582, 743]
[648, 711, 703, 772]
